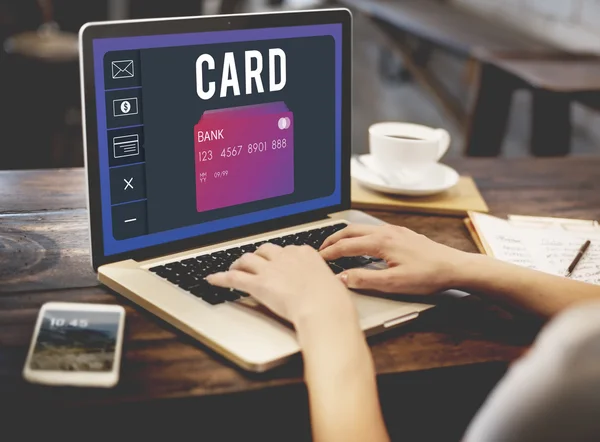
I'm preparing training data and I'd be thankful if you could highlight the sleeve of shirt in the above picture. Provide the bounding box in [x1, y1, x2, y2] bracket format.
[463, 301, 600, 442]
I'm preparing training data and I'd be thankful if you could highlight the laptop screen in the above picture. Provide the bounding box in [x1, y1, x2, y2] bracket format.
[91, 23, 343, 256]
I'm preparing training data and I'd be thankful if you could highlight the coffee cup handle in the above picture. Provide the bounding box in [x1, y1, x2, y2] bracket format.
[436, 129, 451, 160]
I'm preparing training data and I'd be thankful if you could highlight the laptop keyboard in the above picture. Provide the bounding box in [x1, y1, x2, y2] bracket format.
[148, 223, 379, 305]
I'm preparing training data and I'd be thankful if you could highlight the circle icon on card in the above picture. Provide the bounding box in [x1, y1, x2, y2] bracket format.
[278, 117, 291, 130]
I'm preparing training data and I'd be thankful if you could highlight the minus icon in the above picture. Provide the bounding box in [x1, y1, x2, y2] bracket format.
[124, 218, 137, 223]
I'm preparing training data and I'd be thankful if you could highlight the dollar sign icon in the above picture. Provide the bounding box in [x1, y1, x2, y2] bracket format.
[120, 100, 131, 114]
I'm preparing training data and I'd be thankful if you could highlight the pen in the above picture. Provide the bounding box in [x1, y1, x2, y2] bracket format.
[565, 240, 591, 277]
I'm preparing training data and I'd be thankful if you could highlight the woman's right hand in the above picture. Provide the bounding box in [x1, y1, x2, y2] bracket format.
[320, 224, 474, 295]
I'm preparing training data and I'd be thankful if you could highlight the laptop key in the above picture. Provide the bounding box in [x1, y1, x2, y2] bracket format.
[178, 276, 201, 290]
[280, 234, 295, 246]
[189, 281, 211, 297]
[150, 266, 170, 277]
[334, 256, 371, 270]
[198, 268, 213, 277]
[213, 251, 228, 258]
[327, 262, 344, 274]
[221, 289, 241, 302]
[170, 262, 186, 271]
[332, 223, 348, 232]
[166, 274, 182, 284]
[226, 247, 243, 258]
[353, 256, 373, 266]
[201, 293, 226, 305]
[199, 286, 230, 305]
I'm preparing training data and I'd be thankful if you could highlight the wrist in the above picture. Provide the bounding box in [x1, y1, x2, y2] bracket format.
[294, 292, 358, 337]
[447, 251, 492, 290]
[293, 291, 362, 352]
[295, 297, 372, 385]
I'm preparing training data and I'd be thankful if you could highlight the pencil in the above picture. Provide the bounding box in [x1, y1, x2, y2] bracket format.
[565, 240, 591, 277]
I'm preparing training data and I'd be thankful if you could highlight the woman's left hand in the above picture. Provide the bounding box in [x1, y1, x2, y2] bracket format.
[207, 243, 356, 327]
[209, 244, 389, 442]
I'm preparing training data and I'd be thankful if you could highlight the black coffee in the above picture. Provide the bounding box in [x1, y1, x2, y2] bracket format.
[385, 135, 424, 141]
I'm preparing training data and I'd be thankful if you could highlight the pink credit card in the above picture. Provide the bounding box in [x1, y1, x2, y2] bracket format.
[194, 102, 294, 213]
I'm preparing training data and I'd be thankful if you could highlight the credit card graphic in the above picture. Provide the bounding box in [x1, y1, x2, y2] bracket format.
[194, 102, 294, 213]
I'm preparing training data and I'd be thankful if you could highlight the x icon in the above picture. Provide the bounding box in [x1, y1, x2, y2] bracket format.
[123, 178, 134, 190]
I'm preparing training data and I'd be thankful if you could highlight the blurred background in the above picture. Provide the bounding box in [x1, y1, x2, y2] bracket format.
[1, 0, 599, 170]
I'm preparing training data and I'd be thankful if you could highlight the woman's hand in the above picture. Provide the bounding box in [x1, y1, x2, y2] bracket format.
[207, 243, 356, 327]
[320, 224, 473, 295]
[209, 242, 389, 442]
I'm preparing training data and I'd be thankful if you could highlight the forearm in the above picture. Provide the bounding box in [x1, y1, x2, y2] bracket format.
[456, 254, 600, 318]
[296, 305, 389, 442]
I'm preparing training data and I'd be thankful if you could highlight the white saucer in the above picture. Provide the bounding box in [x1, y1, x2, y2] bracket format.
[351, 154, 459, 196]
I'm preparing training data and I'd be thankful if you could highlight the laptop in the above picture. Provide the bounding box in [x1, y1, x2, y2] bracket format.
[79, 8, 433, 372]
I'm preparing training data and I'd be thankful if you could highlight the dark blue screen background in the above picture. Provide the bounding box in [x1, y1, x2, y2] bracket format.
[92, 24, 343, 256]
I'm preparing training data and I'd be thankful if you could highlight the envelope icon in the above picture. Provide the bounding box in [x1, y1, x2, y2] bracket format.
[112, 60, 134, 79]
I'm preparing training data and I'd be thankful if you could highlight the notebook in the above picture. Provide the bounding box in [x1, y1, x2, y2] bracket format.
[351, 176, 489, 216]
[466, 212, 600, 284]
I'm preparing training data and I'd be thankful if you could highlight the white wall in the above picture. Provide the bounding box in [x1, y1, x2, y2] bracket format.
[452, 0, 600, 54]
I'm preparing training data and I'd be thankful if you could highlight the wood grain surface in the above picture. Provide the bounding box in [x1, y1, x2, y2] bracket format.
[2, 157, 598, 412]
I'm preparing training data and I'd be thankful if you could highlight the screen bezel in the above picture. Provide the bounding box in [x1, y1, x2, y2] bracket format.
[22, 302, 125, 388]
[80, 9, 352, 270]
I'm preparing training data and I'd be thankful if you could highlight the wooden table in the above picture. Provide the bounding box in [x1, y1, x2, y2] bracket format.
[2, 158, 600, 440]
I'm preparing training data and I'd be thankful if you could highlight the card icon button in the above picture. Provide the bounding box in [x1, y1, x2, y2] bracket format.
[113, 134, 140, 159]
[112, 60, 134, 79]
[108, 127, 144, 166]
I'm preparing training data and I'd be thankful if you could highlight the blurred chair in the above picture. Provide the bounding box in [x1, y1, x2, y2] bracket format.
[467, 53, 600, 157]
[1, 0, 81, 170]
[334, 0, 585, 157]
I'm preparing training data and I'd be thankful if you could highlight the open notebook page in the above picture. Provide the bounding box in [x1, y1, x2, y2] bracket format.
[469, 213, 544, 272]
[469, 212, 600, 284]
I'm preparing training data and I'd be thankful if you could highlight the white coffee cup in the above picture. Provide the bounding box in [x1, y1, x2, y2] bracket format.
[369, 122, 450, 185]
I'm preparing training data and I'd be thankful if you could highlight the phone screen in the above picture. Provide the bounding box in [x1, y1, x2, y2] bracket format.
[29, 309, 121, 372]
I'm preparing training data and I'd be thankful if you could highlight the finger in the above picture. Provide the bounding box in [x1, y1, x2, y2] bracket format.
[229, 252, 268, 274]
[255, 243, 283, 260]
[320, 224, 380, 250]
[320, 236, 381, 261]
[339, 268, 396, 293]
[207, 270, 257, 292]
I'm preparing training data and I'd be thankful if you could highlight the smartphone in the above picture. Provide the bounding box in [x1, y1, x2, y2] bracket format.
[23, 302, 126, 388]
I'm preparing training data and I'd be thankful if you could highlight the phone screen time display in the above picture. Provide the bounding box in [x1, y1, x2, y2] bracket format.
[30, 310, 121, 372]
